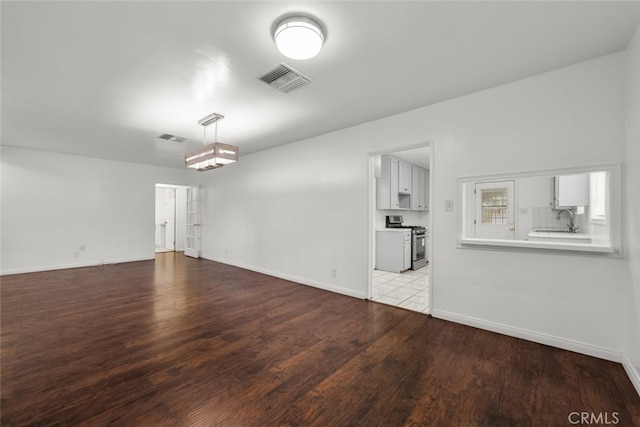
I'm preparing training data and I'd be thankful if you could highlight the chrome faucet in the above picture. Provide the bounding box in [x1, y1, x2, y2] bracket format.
[555, 209, 578, 233]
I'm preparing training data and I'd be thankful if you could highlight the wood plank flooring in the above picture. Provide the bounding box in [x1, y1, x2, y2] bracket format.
[2, 253, 639, 426]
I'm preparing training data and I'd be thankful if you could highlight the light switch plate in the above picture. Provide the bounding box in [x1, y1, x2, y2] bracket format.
[445, 200, 453, 211]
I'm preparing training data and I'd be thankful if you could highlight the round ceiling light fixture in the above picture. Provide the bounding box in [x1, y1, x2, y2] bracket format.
[273, 15, 325, 60]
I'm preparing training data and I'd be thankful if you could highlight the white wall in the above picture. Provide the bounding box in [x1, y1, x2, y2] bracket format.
[200, 137, 370, 298]
[0, 147, 196, 274]
[200, 52, 628, 360]
[623, 25, 640, 393]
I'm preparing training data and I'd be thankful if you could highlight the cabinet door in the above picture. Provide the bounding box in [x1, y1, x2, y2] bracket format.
[376, 155, 401, 209]
[555, 174, 589, 208]
[399, 161, 412, 194]
[420, 169, 429, 210]
[403, 239, 412, 270]
[389, 157, 400, 208]
[411, 167, 421, 210]
[410, 166, 429, 211]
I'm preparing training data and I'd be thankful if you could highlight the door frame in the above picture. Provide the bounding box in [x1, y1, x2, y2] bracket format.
[184, 186, 200, 258]
[367, 139, 435, 314]
[155, 185, 177, 252]
[155, 183, 191, 254]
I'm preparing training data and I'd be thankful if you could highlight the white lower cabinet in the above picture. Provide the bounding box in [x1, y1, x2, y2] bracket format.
[375, 229, 412, 273]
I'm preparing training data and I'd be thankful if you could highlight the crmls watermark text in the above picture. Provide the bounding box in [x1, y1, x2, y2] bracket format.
[568, 412, 620, 425]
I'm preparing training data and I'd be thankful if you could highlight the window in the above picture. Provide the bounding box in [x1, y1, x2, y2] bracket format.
[481, 189, 508, 224]
[458, 164, 620, 255]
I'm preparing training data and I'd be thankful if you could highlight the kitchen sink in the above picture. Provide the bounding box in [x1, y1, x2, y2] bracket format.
[528, 228, 591, 244]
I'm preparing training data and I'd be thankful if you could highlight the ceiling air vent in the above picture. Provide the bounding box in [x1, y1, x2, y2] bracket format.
[158, 133, 188, 143]
[259, 63, 311, 93]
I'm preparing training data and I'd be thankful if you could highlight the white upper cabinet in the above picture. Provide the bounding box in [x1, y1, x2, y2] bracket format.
[411, 167, 420, 210]
[554, 174, 589, 208]
[377, 154, 428, 211]
[389, 156, 400, 209]
[399, 161, 412, 194]
[377, 155, 400, 209]
[410, 166, 429, 211]
[419, 168, 429, 210]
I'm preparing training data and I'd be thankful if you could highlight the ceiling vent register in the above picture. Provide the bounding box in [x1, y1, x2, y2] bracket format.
[158, 133, 188, 143]
[259, 63, 311, 93]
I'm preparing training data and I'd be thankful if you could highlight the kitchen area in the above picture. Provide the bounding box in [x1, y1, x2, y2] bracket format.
[372, 147, 430, 313]
[459, 168, 612, 251]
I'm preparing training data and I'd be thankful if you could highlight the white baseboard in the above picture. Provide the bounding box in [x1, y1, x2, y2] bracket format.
[0, 256, 154, 276]
[431, 308, 622, 363]
[622, 353, 640, 397]
[201, 254, 367, 300]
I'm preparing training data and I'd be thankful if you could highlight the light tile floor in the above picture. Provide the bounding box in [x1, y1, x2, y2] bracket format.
[372, 266, 429, 313]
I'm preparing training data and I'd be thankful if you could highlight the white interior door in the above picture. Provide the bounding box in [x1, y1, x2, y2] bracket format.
[164, 189, 176, 250]
[155, 186, 176, 252]
[475, 181, 515, 240]
[185, 187, 200, 258]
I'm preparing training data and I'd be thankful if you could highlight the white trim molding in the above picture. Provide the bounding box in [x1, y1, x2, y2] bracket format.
[202, 254, 367, 300]
[431, 308, 622, 363]
[622, 353, 640, 397]
[0, 256, 155, 276]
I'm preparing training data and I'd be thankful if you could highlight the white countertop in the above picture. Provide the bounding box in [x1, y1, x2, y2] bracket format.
[527, 229, 591, 240]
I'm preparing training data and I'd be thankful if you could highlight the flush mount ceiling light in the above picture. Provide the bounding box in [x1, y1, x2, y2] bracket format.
[185, 113, 239, 172]
[273, 15, 324, 60]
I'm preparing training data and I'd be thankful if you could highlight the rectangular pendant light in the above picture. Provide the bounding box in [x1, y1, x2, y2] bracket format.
[185, 112, 239, 172]
[185, 142, 239, 171]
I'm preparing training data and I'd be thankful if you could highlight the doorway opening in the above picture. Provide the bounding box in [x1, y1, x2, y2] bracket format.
[368, 142, 433, 314]
[155, 184, 189, 254]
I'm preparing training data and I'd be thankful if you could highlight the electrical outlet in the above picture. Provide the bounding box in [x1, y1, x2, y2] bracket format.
[331, 268, 337, 278]
[80, 244, 86, 251]
[74, 251, 80, 258]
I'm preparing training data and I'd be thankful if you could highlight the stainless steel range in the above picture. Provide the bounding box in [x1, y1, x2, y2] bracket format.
[385, 215, 427, 270]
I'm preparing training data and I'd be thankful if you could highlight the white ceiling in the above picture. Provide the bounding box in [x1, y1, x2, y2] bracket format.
[3, 1, 640, 169]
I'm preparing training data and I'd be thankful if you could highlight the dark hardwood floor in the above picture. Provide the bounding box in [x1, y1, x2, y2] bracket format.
[2, 253, 639, 426]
